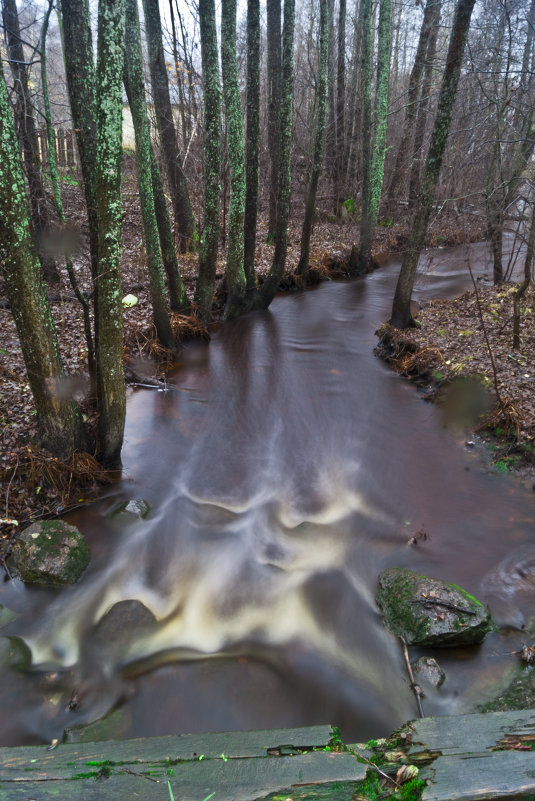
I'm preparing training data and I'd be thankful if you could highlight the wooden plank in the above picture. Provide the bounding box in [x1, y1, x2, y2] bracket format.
[0, 724, 333, 781]
[409, 709, 535, 756]
[0, 751, 366, 801]
[421, 751, 535, 801]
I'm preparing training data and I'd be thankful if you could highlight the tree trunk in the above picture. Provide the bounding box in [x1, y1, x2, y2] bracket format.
[142, 0, 195, 251]
[387, 0, 439, 215]
[254, 0, 296, 309]
[168, 0, 188, 153]
[356, 0, 392, 273]
[408, 0, 441, 209]
[349, 0, 372, 276]
[334, 0, 346, 214]
[2, 0, 59, 284]
[0, 59, 86, 456]
[266, 0, 282, 240]
[221, 0, 247, 318]
[390, 0, 477, 329]
[60, 0, 99, 290]
[40, 0, 96, 390]
[512, 202, 534, 350]
[149, 140, 188, 313]
[124, 0, 174, 351]
[95, 0, 126, 467]
[195, 0, 222, 323]
[243, 0, 261, 293]
[344, 0, 365, 200]
[297, 0, 330, 276]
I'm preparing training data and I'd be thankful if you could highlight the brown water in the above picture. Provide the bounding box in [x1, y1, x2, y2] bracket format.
[1, 241, 534, 747]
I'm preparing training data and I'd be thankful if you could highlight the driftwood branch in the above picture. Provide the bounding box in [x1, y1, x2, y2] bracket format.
[400, 636, 425, 719]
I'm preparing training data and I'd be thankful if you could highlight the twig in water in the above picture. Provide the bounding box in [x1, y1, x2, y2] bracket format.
[400, 636, 425, 718]
[409, 598, 476, 616]
[5, 453, 19, 517]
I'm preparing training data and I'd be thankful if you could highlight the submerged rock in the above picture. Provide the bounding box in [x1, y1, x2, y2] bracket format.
[412, 656, 445, 688]
[64, 708, 131, 743]
[10, 520, 91, 585]
[0, 636, 31, 670]
[376, 568, 492, 647]
[0, 604, 16, 629]
[116, 499, 152, 520]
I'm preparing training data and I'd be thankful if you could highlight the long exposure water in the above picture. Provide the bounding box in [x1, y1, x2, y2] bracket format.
[1, 241, 534, 747]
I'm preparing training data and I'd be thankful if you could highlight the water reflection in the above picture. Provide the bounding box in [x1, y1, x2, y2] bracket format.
[0, 243, 534, 746]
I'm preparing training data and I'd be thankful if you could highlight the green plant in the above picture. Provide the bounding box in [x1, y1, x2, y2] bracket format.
[58, 173, 79, 186]
[357, 771, 382, 800]
[342, 197, 356, 216]
[386, 777, 426, 801]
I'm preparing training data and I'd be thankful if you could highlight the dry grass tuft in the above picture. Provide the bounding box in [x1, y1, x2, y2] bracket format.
[170, 310, 210, 341]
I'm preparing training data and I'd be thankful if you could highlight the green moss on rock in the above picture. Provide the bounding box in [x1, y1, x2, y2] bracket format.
[10, 520, 91, 585]
[376, 568, 492, 647]
[476, 663, 535, 713]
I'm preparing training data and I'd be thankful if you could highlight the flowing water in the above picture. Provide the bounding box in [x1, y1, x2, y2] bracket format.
[1, 241, 534, 747]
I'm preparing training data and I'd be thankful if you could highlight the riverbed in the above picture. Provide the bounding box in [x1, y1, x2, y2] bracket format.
[1, 241, 534, 747]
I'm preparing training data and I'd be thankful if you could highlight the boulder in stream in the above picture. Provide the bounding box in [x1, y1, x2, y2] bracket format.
[376, 568, 492, 647]
[412, 656, 445, 688]
[10, 520, 91, 585]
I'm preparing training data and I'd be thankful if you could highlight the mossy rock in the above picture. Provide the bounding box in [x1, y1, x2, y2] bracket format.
[63, 708, 131, 743]
[476, 663, 535, 713]
[10, 520, 91, 585]
[376, 568, 492, 647]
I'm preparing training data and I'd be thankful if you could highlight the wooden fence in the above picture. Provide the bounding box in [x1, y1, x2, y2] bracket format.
[37, 127, 78, 170]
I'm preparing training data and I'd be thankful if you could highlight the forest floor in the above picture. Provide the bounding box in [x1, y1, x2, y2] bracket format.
[1, 178, 533, 562]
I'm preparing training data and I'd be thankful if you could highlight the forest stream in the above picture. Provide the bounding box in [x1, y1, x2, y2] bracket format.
[1, 240, 535, 747]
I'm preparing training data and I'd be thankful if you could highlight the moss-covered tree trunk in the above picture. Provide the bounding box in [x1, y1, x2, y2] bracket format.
[356, 0, 392, 272]
[60, 0, 99, 293]
[221, 0, 247, 319]
[142, 0, 195, 252]
[95, 0, 126, 467]
[243, 0, 260, 293]
[254, 0, 295, 309]
[194, 0, 222, 323]
[0, 60, 86, 456]
[387, 0, 440, 216]
[40, 0, 96, 389]
[349, 0, 372, 276]
[390, 0, 477, 329]
[266, 0, 282, 240]
[124, 0, 174, 351]
[344, 0, 365, 201]
[2, 0, 59, 284]
[149, 141, 188, 312]
[297, 0, 329, 276]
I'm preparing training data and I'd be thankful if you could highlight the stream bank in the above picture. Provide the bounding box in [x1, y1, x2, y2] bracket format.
[375, 281, 535, 486]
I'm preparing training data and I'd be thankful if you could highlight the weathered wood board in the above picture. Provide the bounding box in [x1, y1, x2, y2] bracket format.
[409, 710, 535, 801]
[421, 751, 535, 801]
[409, 709, 535, 757]
[2, 712, 535, 800]
[0, 725, 366, 801]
